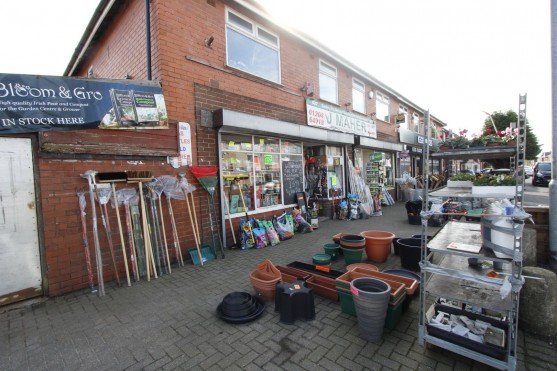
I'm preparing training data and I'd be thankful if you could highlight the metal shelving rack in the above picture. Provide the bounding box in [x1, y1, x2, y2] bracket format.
[417, 95, 527, 371]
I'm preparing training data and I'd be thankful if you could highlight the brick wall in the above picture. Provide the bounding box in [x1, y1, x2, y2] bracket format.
[38, 156, 205, 295]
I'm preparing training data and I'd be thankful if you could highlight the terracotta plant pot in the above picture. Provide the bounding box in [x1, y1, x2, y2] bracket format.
[346, 263, 379, 272]
[360, 230, 395, 263]
[250, 259, 282, 300]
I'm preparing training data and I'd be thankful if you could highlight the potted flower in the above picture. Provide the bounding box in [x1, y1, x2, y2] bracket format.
[437, 136, 451, 150]
[500, 127, 518, 146]
[470, 134, 489, 147]
[480, 129, 504, 146]
[437, 129, 470, 149]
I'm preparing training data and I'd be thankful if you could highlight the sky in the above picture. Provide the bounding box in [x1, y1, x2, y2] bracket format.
[0, 0, 552, 151]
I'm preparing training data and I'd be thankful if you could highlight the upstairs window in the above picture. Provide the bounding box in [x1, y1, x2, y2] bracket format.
[398, 105, 409, 130]
[319, 61, 338, 104]
[226, 9, 280, 83]
[376, 92, 390, 122]
[352, 78, 365, 113]
[412, 113, 420, 133]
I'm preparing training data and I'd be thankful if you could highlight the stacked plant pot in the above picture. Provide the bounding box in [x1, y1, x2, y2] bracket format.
[335, 269, 407, 330]
[250, 259, 282, 300]
[350, 278, 391, 342]
[339, 234, 366, 264]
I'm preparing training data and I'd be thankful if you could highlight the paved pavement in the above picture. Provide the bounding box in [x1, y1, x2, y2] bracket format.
[1, 202, 556, 370]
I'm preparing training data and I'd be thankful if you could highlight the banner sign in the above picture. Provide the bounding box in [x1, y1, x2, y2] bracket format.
[306, 98, 376, 138]
[398, 127, 436, 147]
[369, 152, 383, 162]
[178, 122, 192, 166]
[0, 73, 168, 134]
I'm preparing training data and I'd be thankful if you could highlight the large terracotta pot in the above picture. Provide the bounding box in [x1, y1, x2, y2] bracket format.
[360, 230, 395, 263]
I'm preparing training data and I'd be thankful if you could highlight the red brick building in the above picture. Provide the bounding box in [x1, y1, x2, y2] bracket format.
[0, 0, 446, 303]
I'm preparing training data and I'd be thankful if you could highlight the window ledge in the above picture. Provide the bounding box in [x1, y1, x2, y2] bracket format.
[227, 203, 296, 219]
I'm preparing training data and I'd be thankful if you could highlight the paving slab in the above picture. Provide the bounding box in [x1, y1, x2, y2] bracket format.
[0, 202, 555, 370]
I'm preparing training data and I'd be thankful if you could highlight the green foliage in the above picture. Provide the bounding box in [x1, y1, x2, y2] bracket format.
[449, 174, 476, 181]
[482, 110, 541, 160]
[439, 135, 470, 148]
[473, 174, 521, 186]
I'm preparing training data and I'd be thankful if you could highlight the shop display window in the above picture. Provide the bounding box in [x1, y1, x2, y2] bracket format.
[304, 145, 344, 199]
[354, 149, 395, 190]
[221, 133, 303, 215]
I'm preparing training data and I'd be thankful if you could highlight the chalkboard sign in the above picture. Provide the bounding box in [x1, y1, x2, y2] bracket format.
[282, 160, 304, 204]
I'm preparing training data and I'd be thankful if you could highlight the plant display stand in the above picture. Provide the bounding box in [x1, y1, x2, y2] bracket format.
[417, 95, 527, 371]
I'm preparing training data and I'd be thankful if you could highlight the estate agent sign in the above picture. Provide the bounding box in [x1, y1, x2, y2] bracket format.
[0, 73, 168, 134]
[306, 98, 376, 138]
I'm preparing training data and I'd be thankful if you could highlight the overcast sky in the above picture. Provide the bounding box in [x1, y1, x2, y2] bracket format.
[0, 0, 551, 151]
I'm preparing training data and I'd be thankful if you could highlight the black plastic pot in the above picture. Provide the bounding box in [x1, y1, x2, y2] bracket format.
[397, 238, 423, 271]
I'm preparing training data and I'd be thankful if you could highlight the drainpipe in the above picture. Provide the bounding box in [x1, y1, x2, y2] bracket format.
[550, 0, 557, 270]
[145, 0, 152, 80]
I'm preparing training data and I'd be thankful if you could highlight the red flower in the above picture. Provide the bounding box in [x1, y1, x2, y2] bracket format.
[485, 128, 492, 134]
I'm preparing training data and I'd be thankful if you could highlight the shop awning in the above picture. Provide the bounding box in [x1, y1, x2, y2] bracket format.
[430, 146, 516, 160]
[355, 136, 404, 152]
[213, 109, 354, 145]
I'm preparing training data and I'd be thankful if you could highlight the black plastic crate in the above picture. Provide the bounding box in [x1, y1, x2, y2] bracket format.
[426, 304, 509, 361]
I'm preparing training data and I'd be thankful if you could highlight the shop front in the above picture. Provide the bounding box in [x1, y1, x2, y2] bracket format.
[214, 109, 355, 246]
[353, 136, 403, 205]
[397, 128, 442, 197]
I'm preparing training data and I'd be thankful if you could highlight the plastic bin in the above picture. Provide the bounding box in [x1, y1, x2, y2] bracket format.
[406, 200, 423, 225]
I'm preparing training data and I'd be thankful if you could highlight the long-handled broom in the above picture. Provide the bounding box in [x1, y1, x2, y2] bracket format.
[189, 166, 225, 259]
[146, 183, 165, 275]
[117, 188, 139, 282]
[127, 171, 157, 280]
[77, 191, 97, 294]
[81, 171, 105, 296]
[223, 173, 254, 246]
[95, 186, 121, 287]
[157, 175, 185, 267]
[97, 172, 131, 287]
[129, 194, 147, 278]
[179, 173, 204, 265]
[149, 179, 172, 274]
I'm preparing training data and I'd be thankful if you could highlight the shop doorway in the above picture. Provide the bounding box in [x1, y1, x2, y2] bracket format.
[0, 138, 42, 305]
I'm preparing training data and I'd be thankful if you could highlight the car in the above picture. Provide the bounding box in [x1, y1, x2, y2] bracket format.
[532, 162, 552, 186]
[482, 168, 512, 176]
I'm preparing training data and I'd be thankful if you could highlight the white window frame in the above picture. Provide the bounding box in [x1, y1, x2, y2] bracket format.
[412, 113, 420, 133]
[319, 60, 338, 104]
[376, 92, 390, 122]
[225, 8, 281, 83]
[352, 78, 365, 114]
[398, 105, 409, 130]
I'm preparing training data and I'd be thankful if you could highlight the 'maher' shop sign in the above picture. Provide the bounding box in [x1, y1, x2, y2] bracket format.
[305, 98, 376, 138]
[0, 73, 168, 134]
